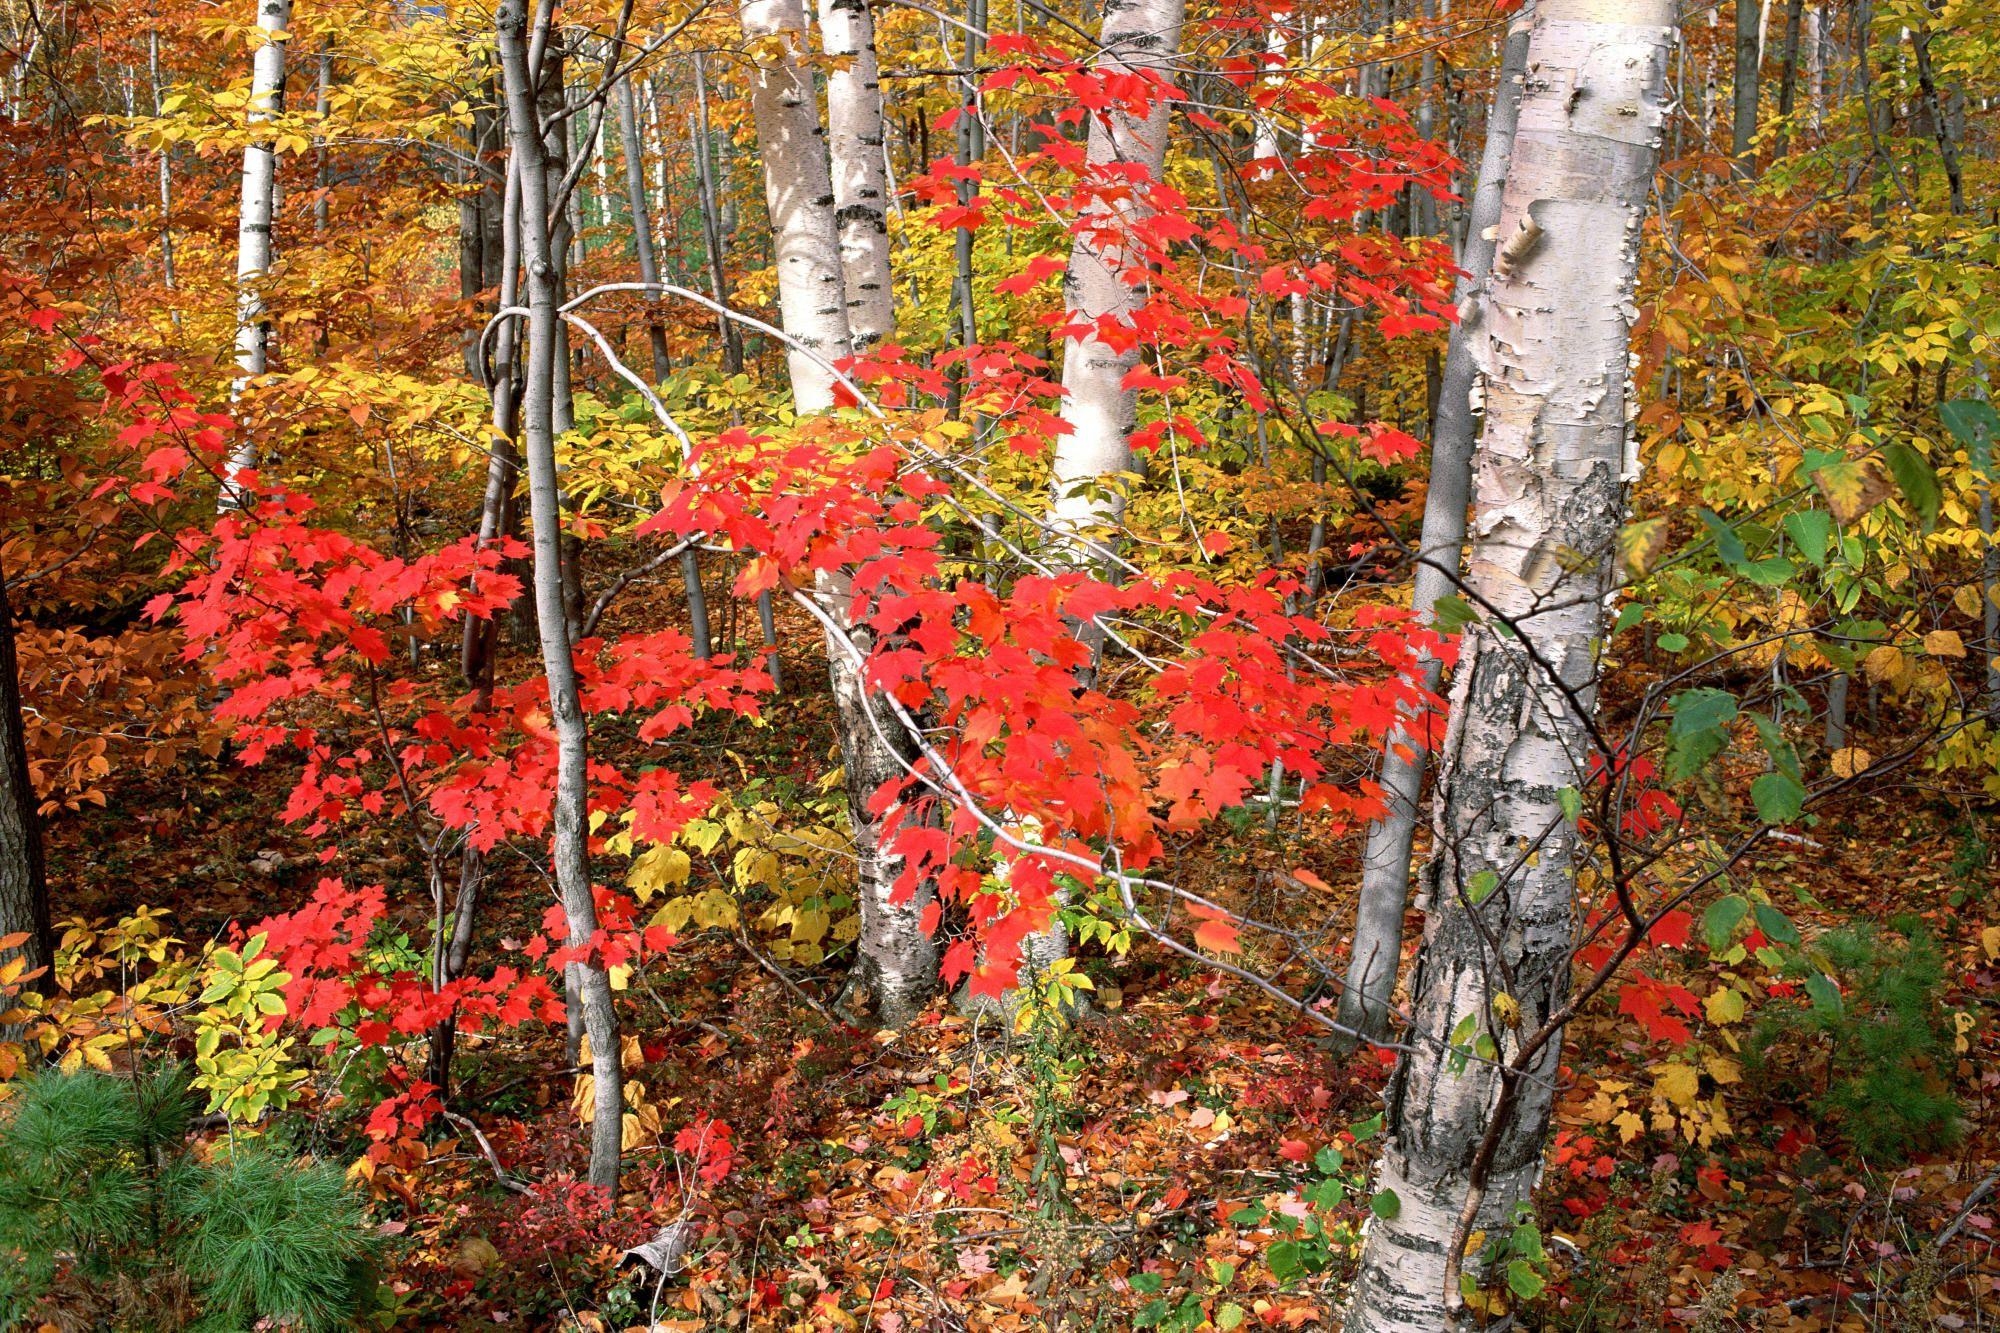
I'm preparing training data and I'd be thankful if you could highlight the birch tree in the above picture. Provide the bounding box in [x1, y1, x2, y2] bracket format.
[1338, 13, 1534, 1044]
[1346, 4, 1678, 1327]
[219, 0, 291, 510]
[1020, 0, 1186, 989]
[739, 0, 936, 1027]
[816, 0, 895, 347]
[1049, 0, 1185, 564]
[495, 0, 622, 1192]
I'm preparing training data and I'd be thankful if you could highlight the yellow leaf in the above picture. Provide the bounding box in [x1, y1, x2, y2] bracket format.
[1491, 992, 1522, 1028]
[1653, 1062, 1700, 1109]
[1863, 644, 1904, 684]
[1982, 926, 2000, 961]
[1613, 1109, 1646, 1142]
[1954, 585, 1986, 619]
[1830, 747, 1873, 779]
[625, 844, 692, 902]
[1704, 987, 1746, 1025]
[1703, 1055, 1742, 1085]
[1923, 629, 1966, 658]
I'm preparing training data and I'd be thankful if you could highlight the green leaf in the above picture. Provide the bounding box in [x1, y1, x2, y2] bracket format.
[1940, 398, 2000, 473]
[1698, 509, 1747, 568]
[1135, 1298, 1169, 1328]
[1748, 712, 1801, 782]
[1369, 1189, 1401, 1220]
[1558, 787, 1583, 824]
[1665, 688, 1739, 781]
[1465, 869, 1499, 905]
[1130, 1272, 1165, 1296]
[1314, 1146, 1344, 1175]
[1267, 1240, 1303, 1283]
[1752, 901, 1801, 945]
[1614, 602, 1648, 634]
[1433, 594, 1478, 634]
[1881, 441, 1940, 532]
[1507, 1258, 1546, 1301]
[1217, 1304, 1247, 1331]
[1350, 1112, 1384, 1142]
[1805, 972, 1844, 1018]
[1751, 771, 1805, 824]
[1657, 631, 1690, 653]
[1783, 510, 1833, 568]
[1703, 895, 1749, 950]
[1742, 556, 1796, 587]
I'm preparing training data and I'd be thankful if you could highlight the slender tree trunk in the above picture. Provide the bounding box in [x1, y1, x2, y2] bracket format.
[616, 77, 673, 383]
[147, 32, 176, 297]
[617, 74, 712, 659]
[496, 0, 621, 1193]
[691, 58, 744, 375]
[947, 0, 986, 401]
[1346, 6, 1676, 1329]
[819, 0, 896, 347]
[1731, 0, 1760, 179]
[220, 0, 291, 511]
[1773, 0, 1804, 159]
[1338, 12, 1533, 1046]
[740, 0, 937, 1027]
[1907, 22, 1964, 215]
[0, 560, 52, 1028]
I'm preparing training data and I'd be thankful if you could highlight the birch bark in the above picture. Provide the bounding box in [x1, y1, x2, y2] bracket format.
[1019, 0, 1185, 991]
[817, 0, 896, 347]
[220, 0, 291, 511]
[1049, 0, 1185, 557]
[1345, 5, 1677, 1328]
[496, 0, 622, 1192]
[1338, 12, 1533, 1045]
[740, 0, 936, 1027]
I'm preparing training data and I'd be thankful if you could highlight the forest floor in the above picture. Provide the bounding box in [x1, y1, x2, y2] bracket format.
[44, 604, 2000, 1332]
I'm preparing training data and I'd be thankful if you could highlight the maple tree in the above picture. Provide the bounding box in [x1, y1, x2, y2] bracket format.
[0, 0, 1997, 1328]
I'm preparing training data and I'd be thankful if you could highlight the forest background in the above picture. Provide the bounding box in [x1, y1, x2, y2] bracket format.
[0, 0, 1997, 1328]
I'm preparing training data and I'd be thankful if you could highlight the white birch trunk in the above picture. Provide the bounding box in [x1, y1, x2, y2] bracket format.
[1011, 0, 1185, 993]
[740, 0, 936, 1027]
[1338, 11, 1533, 1045]
[1345, 5, 1677, 1328]
[1049, 0, 1186, 552]
[220, 0, 291, 511]
[496, 0, 622, 1193]
[740, 0, 852, 410]
[817, 0, 896, 347]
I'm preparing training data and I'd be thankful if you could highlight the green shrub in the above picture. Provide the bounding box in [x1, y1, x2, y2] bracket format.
[0, 1067, 379, 1331]
[1747, 919, 1964, 1162]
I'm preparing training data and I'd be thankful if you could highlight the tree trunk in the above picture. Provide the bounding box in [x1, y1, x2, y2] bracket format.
[0, 559, 52, 1026]
[1731, 0, 1760, 179]
[1338, 11, 1534, 1047]
[147, 31, 177, 296]
[496, 0, 621, 1193]
[818, 0, 896, 348]
[1050, 0, 1184, 555]
[690, 57, 744, 375]
[1773, 0, 1804, 159]
[616, 75, 712, 660]
[220, 0, 291, 511]
[1345, 5, 1676, 1329]
[740, 0, 937, 1027]
[1023, 0, 1185, 994]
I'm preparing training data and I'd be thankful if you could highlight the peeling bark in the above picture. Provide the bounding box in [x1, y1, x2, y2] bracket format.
[818, 0, 896, 347]
[1345, 5, 1677, 1328]
[1340, 11, 1534, 1047]
[740, 0, 935, 1027]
